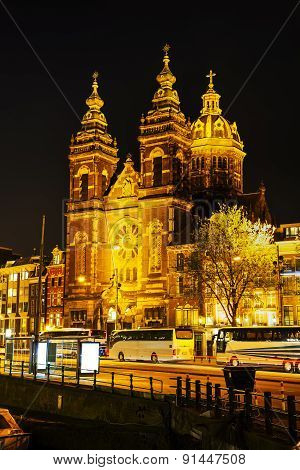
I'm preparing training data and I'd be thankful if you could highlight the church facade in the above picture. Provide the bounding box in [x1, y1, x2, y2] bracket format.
[64, 46, 270, 339]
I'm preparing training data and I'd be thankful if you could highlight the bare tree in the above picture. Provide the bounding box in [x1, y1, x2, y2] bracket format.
[189, 205, 276, 326]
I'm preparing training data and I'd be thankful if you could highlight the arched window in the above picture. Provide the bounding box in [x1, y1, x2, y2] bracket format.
[132, 267, 137, 281]
[223, 157, 227, 169]
[218, 157, 222, 169]
[126, 268, 131, 281]
[74, 232, 88, 279]
[213, 156, 217, 169]
[77, 167, 89, 201]
[201, 157, 205, 170]
[101, 169, 108, 194]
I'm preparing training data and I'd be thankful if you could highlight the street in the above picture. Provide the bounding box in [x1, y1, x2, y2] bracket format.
[98, 358, 300, 399]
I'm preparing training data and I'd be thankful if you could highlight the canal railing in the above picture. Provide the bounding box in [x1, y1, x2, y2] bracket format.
[0, 358, 163, 397]
[171, 375, 300, 446]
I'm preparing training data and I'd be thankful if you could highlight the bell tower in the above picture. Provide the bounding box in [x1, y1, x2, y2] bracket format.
[64, 73, 118, 328]
[69, 72, 118, 203]
[139, 45, 191, 194]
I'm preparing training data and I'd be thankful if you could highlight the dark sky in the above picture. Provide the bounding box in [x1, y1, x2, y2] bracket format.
[0, 2, 299, 255]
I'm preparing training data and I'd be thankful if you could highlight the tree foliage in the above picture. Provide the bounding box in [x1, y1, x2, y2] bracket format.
[190, 205, 276, 326]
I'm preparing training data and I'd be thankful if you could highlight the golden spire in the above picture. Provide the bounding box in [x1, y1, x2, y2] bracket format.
[156, 43, 176, 89]
[86, 71, 104, 111]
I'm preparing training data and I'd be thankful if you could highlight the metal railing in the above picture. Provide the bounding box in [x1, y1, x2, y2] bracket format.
[171, 375, 300, 445]
[0, 358, 163, 398]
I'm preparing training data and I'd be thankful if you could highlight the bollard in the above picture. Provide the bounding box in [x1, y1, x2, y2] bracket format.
[149, 377, 154, 400]
[287, 395, 297, 444]
[61, 365, 65, 386]
[130, 374, 134, 396]
[245, 389, 252, 428]
[111, 372, 115, 393]
[264, 391, 273, 435]
[47, 363, 50, 382]
[186, 375, 191, 403]
[280, 381, 286, 411]
[21, 361, 24, 379]
[93, 370, 97, 390]
[228, 386, 235, 415]
[9, 359, 12, 376]
[195, 380, 201, 407]
[176, 376, 183, 406]
[76, 367, 80, 387]
[33, 362, 37, 381]
[206, 381, 213, 410]
[214, 383, 221, 418]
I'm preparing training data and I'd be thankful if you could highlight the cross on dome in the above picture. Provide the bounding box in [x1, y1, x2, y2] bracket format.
[206, 70, 216, 89]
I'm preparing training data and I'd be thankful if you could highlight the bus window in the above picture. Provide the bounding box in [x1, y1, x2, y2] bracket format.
[261, 329, 272, 341]
[152, 330, 172, 341]
[246, 330, 257, 341]
[176, 329, 193, 339]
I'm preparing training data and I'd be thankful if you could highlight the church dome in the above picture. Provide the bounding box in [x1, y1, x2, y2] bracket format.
[191, 114, 242, 144]
[191, 70, 243, 150]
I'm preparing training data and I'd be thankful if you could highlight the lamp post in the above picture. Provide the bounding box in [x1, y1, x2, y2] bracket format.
[112, 246, 121, 330]
[273, 245, 284, 325]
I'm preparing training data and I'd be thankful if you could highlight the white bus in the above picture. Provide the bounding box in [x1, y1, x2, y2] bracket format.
[109, 327, 194, 362]
[216, 326, 300, 373]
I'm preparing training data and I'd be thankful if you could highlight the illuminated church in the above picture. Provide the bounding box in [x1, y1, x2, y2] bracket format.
[64, 45, 270, 337]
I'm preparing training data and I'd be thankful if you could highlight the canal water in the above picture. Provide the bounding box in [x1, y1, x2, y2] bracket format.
[14, 413, 193, 450]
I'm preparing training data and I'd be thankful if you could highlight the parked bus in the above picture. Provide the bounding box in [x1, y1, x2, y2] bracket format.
[109, 327, 194, 362]
[216, 326, 300, 373]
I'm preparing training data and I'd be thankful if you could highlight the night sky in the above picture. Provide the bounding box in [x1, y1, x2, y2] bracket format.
[0, 2, 299, 255]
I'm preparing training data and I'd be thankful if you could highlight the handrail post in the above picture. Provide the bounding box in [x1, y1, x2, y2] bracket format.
[111, 372, 115, 393]
[195, 380, 201, 407]
[130, 374, 133, 397]
[33, 362, 37, 380]
[228, 386, 235, 415]
[61, 365, 64, 386]
[93, 370, 97, 390]
[206, 381, 212, 410]
[21, 361, 24, 379]
[150, 377, 154, 400]
[76, 367, 80, 387]
[214, 383, 221, 418]
[287, 395, 297, 444]
[47, 363, 50, 382]
[186, 376, 191, 404]
[245, 389, 252, 429]
[176, 376, 182, 407]
[264, 391, 273, 435]
[9, 359, 12, 376]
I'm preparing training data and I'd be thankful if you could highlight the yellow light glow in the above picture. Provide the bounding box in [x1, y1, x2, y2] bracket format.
[77, 275, 86, 283]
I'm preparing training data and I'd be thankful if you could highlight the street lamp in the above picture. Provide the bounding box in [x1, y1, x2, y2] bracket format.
[273, 246, 284, 325]
[112, 245, 122, 330]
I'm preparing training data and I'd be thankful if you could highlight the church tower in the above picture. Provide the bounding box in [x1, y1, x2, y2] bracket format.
[64, 73, 118, 328]
[190, 71, 245, 196]
[139, 45, 191, 193]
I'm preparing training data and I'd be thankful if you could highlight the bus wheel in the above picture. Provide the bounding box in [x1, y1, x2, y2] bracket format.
[283, 360, 293, 373]
[151, 353, 158, 364]
[118, 352, 125, 362]
[230, 357, 239, 367]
